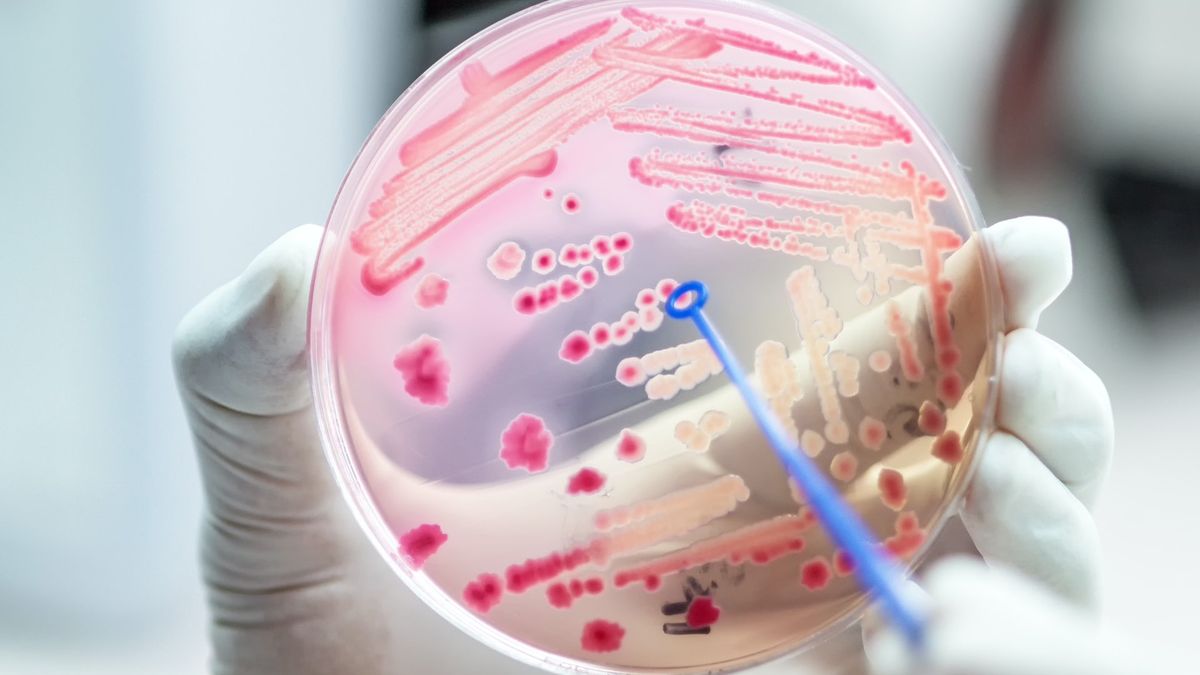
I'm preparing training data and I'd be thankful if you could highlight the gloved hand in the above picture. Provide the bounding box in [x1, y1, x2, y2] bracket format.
[174, 226, 531, 674]
[173, 216, 1112, 674]
[858, 213, 1126, 675]
[864, 557, 1168, 675]
[858, 214, 1120, 674]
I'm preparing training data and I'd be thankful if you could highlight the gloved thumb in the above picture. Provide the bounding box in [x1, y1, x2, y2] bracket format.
[173, 224, 329, 515]
[174, 223, 318, 414]
[173, 225, 388, 673]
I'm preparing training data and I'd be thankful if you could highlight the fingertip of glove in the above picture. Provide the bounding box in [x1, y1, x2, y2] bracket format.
[173, 225, 324, 414]
[921, 556, 990, 596]
[984, 216, 1073, 330]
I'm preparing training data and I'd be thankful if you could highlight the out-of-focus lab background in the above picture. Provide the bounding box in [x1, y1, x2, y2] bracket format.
[2, 1, 1197, 672]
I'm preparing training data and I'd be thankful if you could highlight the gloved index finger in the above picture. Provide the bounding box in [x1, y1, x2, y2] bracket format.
[982, 216, 1073, 332]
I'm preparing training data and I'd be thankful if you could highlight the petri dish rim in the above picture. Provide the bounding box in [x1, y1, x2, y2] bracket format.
[308, 0, 1006, 672]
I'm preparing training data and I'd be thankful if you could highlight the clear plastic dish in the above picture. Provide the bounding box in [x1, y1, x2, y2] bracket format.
[309, 1, 1003, 672]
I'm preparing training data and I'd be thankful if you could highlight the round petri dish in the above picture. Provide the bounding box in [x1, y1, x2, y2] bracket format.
[309, 1, 1004, 672]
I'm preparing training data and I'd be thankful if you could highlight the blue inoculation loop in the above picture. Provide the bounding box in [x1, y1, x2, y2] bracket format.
[664, 280, 928, 647]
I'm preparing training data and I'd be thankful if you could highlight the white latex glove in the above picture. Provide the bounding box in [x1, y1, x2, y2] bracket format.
[864, 557, 1172, 675]
[173, 216, 1111, 674]
[861, 215, 1124, 675]
[174, 226, 532, 674]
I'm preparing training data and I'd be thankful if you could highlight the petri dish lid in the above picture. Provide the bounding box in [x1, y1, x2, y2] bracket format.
[310, 1, 1003, 672]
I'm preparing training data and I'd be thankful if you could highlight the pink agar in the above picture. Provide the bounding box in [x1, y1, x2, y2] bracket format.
[398, 523, 447, 569]
[335, 5, 981, 649]
[392, 335, 451, 406]
[498, 413, 554, 473]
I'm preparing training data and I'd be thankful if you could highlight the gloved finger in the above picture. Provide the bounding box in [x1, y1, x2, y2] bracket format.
[173, 224, 326, 493]
[997, 328, 1113, 507]
[173, 225, 414, 673]
[174, 224, 319, 414]
[960, 431, 1101, 609]
[172, 224, 351, 596]
[983, 216, 1072, 331]
[864, 557, 1129, 675]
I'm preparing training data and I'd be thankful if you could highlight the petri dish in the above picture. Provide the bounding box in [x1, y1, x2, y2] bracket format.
[309, 0, 1004, 672]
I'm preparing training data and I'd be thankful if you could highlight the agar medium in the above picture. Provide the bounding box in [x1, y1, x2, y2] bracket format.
[309, 1, 1002, 672]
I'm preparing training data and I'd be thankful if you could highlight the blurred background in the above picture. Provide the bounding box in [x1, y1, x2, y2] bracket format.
[1, 0, 1196, 672]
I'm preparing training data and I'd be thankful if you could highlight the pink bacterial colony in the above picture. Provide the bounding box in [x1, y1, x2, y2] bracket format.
[557, 278, 672, 364]
[883, 512, 926, 559]
[414, 273, 449, 308]
[498, 413, 555, 473]
[399, 523, 448, 569]
[832, 550, 856, 577]
[487, 241, 526, 280]
[392, 335, 451, 406]
[567, 467, 607, 495]
[686, 596, 721, 628]
[581, 619, 625, 653]
[615, 428, 646, 463]
[512, 233, 632, 318]
[878, 468, 907, 511]
[547, 576, 606, 609]
[800, 557, 831, 590]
